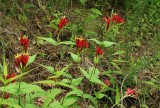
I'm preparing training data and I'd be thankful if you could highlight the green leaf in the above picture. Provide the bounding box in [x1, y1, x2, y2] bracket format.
[49, 101, 64, 108]
[101, 41, 116, 47]
[32, 91, 48, 99]
[110, 62, 121, 71]
[0, 82, 44, 95]
[89, 39, 101, 45]
[27, 54, 37, 66]
[62, 96, 78, 107]
[88, 67, 100, 78]
[70, 52, 81, 63]
[90, 78, 106, 86]
[48, 64, 71, 79]
[42, 89, 62, 108]
[1, 99, 22, 108]
[39, 64, 54, 74]
[6, 68, 36, 84]
[85, 14, 97, 23]
[61, 73, 72, 79]
[58, 41, 75, 45]
[58, 82, 76, 90]
[90, 8, 102, 15]
[115, 85, 120, 105]
[61, 79, 70, 84]
[79, 66, 90, 79]
[112, 50, 125, 55]
[65, 89, 83, 97]
[94, 91, 104, 99]
[37, 37, 58, 46]
[71, 77, 83, 86]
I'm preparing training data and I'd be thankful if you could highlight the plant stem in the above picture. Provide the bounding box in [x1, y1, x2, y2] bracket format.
[18, 68, 23, 105]
[89, 65, 97, 80]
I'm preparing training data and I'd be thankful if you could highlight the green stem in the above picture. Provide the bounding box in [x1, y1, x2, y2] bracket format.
[57, 34, 60, 42]
[18, 68, 23, 105]
[89, 65, 97, 80]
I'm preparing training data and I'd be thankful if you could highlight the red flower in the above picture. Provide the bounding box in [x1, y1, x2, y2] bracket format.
[104, 78, 110, 86]
[112, 14, 124, 23]
[96, 46, 104, 56]
[5, 73, 16, 83]
[58, 16, 68, 35]
[126, 88, 138, 98]
[76, 38, 89, 50]
[15, 53, 29, 68]
[5, 93, 9, 99]
[10, 73, 16, 83]
[20, 53, 29, 67]
[19, 36, 29, 52]
[103, 17, 110, 29]
[15, 55, 21, 67]
[6, 74, 11, 79]
[126, 88, 135, 95]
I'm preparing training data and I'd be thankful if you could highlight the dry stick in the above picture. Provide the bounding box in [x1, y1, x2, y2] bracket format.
[120, 72, 131, 108]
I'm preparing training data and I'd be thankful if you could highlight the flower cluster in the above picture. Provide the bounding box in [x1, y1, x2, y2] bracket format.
[58, 16, 68, 35]
[94, 46, 104, 64]
[19, 36, 29, 52]
[126, 88, 138, 98]
[75, 38, 89, 51]
[103, 13, 124, 30]
[15, 53, 29, 68]
[112, 14, 124, 23]
[5, 73, 16, 83]
[96, 46, 104, 57]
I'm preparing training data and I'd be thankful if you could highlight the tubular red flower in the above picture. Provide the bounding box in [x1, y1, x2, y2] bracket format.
[75, 38, 89, 50]
[112, 14, 124, 23]
[126, 88, 135, 95]
[96, 46, 104, 56]
[58, 16, 68, 34]
[15, 55, 21, 67]
[104, 78, 110, 86]
[103, 17, 110, 29]
[83, 41, 89, 48]
[126, 88, 138, 98]
[15, 53, 29, 68]
[19, 36, 29, 52]
[20, 53, 29, 67]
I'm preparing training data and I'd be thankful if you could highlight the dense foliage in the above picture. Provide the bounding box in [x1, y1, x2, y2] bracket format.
[0, 0, 160, 108]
